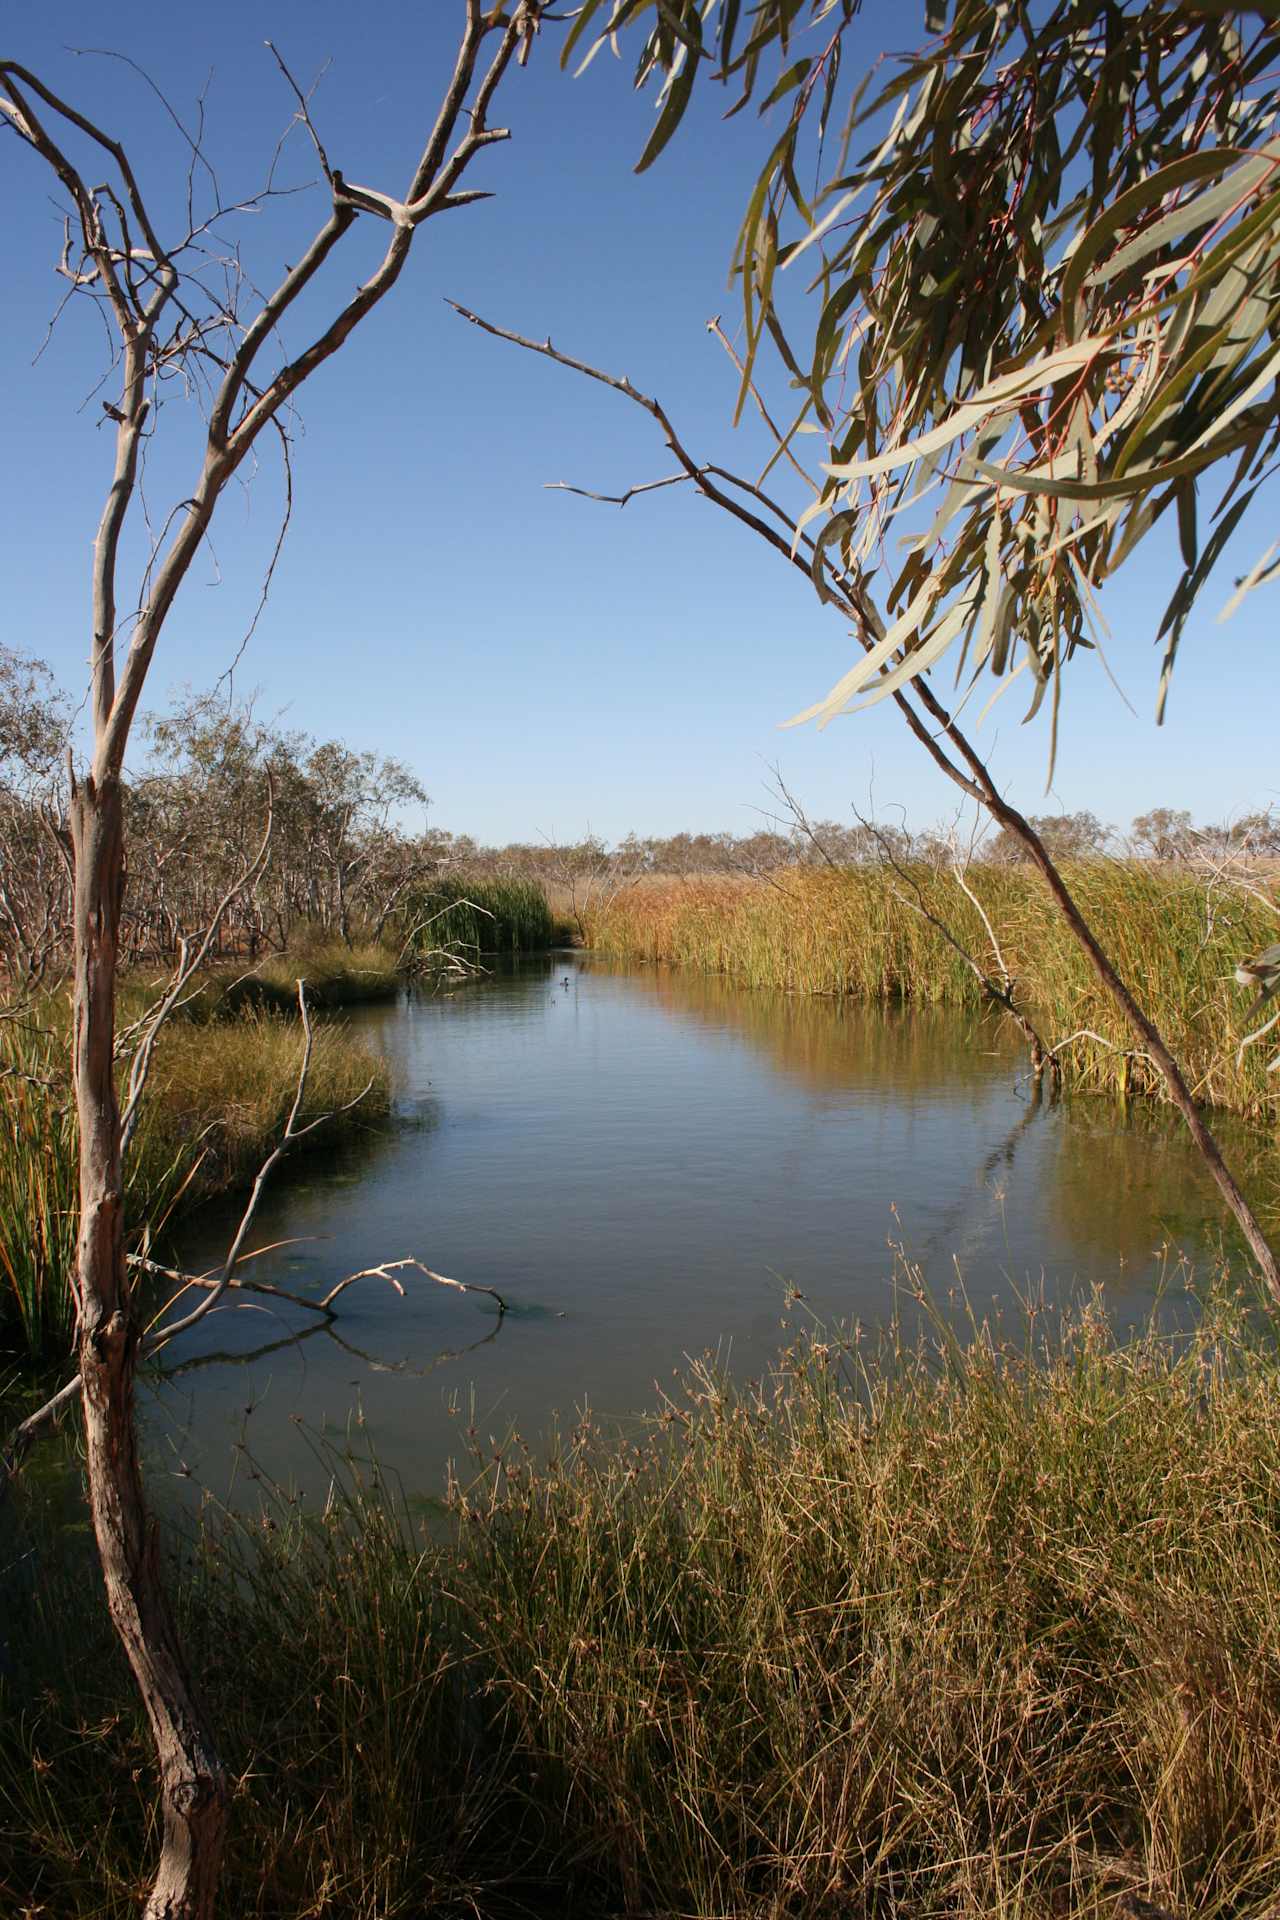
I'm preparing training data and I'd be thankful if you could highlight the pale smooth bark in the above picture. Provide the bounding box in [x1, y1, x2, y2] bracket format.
[2, 9, 543, 1914]
[70, 773, 227, 1917]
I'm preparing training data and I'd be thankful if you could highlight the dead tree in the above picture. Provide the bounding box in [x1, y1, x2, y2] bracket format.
[0, 9, 546, 1915]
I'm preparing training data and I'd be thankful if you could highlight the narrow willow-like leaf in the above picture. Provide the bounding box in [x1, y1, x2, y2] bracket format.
[1083, 142, 1280, 290]
[1219, 536, 1280, 620]
[635, 40, 698, 173]
[601, 0, 1280, 731]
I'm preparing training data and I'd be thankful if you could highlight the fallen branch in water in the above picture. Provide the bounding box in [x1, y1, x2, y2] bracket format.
[1, 1252, 506, 1493]
[129, 1251, 508, 1321]
[321, 1256, 506, 1316]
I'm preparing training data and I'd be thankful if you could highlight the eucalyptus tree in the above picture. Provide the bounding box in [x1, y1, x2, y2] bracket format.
[515, 0, 1280, 1271]
[136, 697, 427, 952]
[1, 7, 549, 1915]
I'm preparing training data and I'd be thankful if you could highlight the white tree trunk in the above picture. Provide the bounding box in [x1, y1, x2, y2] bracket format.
[71, 772, 228, 1920]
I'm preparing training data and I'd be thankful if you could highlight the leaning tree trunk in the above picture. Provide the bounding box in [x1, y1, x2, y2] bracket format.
[70, 771, 228, 1920]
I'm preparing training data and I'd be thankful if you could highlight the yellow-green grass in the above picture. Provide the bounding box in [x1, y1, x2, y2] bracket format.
[163, 938, 403, 1016]
[586, 864, 1280, 1120]
[129, 1005, 390, 1198]
[6, 1279, 1280, 1916]
[0, 1004, 390, 1364]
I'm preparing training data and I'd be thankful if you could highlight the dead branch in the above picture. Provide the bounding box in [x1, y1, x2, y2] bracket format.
[2, 1245, 509, 1501]
[144, 980, 371, 1355]
[452, 298, 1280, 1294]
[118, 781, 274, 1155]
[319, 1256, 506, 1316]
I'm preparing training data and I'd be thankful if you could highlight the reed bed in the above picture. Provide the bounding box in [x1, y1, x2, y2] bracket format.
[0, 1060, 80, 1357]
[0, 1004, 390, 1364]
[587, 865, 1280, 1120]
[400, 875, 558, 960]
[6, 1279, 1280, 1916]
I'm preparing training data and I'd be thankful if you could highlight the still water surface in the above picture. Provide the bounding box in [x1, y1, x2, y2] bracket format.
[153, 953, 1246, 1504]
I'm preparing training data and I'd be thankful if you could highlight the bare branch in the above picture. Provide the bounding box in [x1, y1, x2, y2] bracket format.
[0, 1374, 82, 1498]
[546, 471, 695, 508]
[142, 979, 321, 1355]
[455, 295, 1280, 1293]
[264, 41, 336, 185]
[118, 782, 275, 1155]
[318, 1257, 507, 1317]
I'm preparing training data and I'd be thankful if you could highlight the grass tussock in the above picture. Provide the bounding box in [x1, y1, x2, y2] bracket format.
[0, 1000, 390, 1364]
[0, 1063, 80, 1357]
[586, 865, 1280, 1120]
[145, 939, 403, 1018]
[130, 1005, 390, 1198]
[7, 1283, 1280, 1916]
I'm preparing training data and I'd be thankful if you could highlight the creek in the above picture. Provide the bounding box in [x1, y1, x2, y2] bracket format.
[151, 951, 1257, 1506]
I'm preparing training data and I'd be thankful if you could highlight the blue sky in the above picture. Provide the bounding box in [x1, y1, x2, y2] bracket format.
[4, 2, 1276, 844]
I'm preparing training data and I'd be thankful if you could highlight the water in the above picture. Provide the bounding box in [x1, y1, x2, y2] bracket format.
[148, 952, 1251, 1505]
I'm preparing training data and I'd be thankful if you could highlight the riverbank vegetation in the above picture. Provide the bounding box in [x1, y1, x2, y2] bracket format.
[0, 656, 563, 991]
[399, 875, 559, 962]
[0, 982, 391, 1364]
[585, 863, 1280, 1123]
[4, 1277, 1280, 1917]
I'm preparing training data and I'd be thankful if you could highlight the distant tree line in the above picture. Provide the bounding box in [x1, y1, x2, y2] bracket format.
[0, 650, 433, 984]
[1, 643, 1275, 987]
[455, 807, 1280, 881]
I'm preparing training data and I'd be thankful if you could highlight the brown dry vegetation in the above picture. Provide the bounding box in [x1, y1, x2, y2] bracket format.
[585, 865, 1280, 1121]
[6, 1278, 1280, 1918]
[1, 961, 392, 1362]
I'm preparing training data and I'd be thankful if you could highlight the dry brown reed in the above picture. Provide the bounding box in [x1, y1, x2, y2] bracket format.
[586, 865, 1280, 1119]
[6, 1277, 1280, 1916]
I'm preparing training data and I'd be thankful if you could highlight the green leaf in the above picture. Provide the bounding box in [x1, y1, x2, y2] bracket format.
[972, 422, 1262, 502]
[1083, 141, 1280, 290]
[1061, 149, 1251, 340]
[635, 43, 699, 173]
[760, 57, 811, 110]
[1176, 478, 1197, 570]
[1156, 484, 1258, 720]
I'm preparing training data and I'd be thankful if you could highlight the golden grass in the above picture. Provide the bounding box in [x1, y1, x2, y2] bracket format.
[0, 994, 391, 1362]
[586, 864, 1280, 1119]
[8, 1277, 1280, 1916]
[130, 1006, 390, 1201]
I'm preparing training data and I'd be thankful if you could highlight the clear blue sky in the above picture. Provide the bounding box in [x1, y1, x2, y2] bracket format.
[4, 2, 1276, 844]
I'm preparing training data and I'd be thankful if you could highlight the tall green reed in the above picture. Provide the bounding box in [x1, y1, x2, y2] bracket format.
[400, 874, 556, 959]
[0, 1045, 79, 1357]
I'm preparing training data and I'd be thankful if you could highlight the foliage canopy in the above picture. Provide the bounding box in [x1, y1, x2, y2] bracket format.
[578, 1, 1280, 765]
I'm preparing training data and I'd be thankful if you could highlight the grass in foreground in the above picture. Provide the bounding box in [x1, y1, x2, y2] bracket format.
[5, 1280, 1280, 1916]
[586, 865, 1280, 1121]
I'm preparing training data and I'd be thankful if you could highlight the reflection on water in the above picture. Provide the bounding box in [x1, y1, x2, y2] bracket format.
[149, 953, 1261, 1505]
